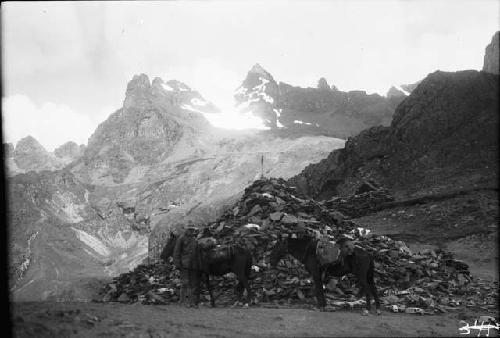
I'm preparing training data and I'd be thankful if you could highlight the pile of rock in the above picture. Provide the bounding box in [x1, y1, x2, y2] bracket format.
[96, 178, 498, 314]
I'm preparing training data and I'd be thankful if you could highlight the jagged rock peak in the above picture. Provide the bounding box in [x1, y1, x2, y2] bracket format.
[54, 141, 82, 159]
[15, 135, 47, 153]
[124, 74, 152, 107]
[386, 86, 406, 98]
[249, 63, 269, 75]
[483, 31, 499, 74]
[152, 77, 164, 86]
[317, 77, 330, 90]
[126, 73, 151, 92]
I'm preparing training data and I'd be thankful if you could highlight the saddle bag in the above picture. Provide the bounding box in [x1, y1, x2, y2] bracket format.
[316, 238, 341, 266]
[198, 237, 217, 250]
[206, 245, 232, 263]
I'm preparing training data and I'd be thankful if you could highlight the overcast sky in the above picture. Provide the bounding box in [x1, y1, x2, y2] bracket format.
[2, 0, 499, 151]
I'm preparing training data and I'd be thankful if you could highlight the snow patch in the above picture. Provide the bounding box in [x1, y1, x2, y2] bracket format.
[293, 120, 312, 125]
[162, 83, 174, 91]
[178, 83, 190, 91]
[259, 92, 274, 104]
[83, 248, 100, 259]
[259, 77, 270, 85]
[191, 98, 207, 106]
[277, 120, 285, 128]
[181, 104, 205, 114]
[273, 108, 282, 118]
[396, 85, 410, 96]
[73, 228, 110, 256]
[234, 86, 247, 95]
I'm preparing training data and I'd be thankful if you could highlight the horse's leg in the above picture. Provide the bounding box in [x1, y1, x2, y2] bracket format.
[368, 258, 381, 315]
[233, 280, 243, 304]
[190, 270, 201, 308]
[354, 255, 373, 315]
[233, 261, 251, 306]
[180, 268, 189, 305]
[243, 255, 253, 305]
[308, 259, 326, 310]
[205, 273, 215, 307]
[370, 283, 381, 315]
[238, 276, 251, 306]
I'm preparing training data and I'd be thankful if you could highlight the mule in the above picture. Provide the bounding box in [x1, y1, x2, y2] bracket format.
[161, 232, 253, 307]
[269, 235, 380, 315]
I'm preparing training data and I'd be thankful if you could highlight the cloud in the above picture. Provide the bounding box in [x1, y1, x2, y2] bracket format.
[2, 95, 111, 151]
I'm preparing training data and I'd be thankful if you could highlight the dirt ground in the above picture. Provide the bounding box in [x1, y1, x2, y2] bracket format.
[11, 301, 499, 337]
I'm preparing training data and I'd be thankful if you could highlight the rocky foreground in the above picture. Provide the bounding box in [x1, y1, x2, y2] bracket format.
[95, 178, 498, 315]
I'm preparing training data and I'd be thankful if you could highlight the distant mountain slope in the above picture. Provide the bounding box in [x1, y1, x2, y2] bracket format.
[233, 63, 406, 138]
[4, 138, 85, 177]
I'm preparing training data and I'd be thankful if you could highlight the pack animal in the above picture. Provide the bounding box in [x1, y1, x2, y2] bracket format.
[269, 235, 380, 315]
[161, 232, 253, 307]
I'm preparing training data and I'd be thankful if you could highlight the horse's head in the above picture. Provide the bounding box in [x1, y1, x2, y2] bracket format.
[160, 232, 178, 262]
[269, 236, 288, 267]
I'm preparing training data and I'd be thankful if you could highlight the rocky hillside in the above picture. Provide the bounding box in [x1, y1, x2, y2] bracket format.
[287, 34, 499, 277]
[483, 31, 499, 74]
[9, 169, 148, 301]
[76, 74, 217, 185]
[289, 69, 499, 199]
[234, 64, 406, 138]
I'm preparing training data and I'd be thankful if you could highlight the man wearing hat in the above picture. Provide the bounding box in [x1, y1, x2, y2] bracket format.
[173, 220, 197, 306]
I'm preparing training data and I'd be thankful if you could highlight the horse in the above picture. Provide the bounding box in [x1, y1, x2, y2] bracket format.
[161, 232, 254, 307]
[269, 235, 380, 315]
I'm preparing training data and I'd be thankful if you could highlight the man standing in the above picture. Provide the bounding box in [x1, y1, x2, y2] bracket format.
[173, 223, 197, 306]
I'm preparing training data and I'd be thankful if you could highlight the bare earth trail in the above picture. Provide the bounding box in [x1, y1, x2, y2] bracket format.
[12, 302, 498, 337]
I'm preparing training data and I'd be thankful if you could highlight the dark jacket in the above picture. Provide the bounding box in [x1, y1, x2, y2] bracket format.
[173, 233, 197, 269]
